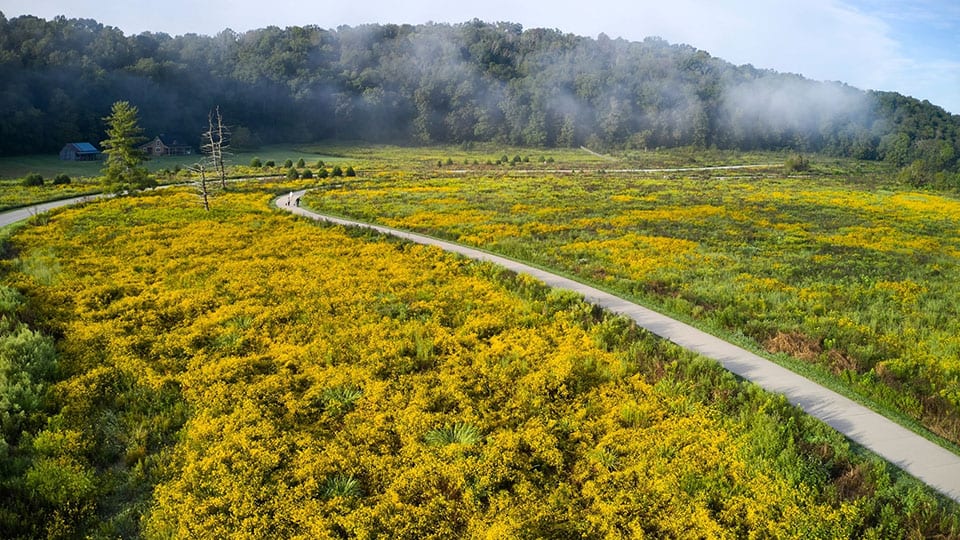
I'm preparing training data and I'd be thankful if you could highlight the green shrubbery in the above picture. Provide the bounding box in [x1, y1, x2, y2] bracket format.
[784, 154, 810, 172]
[22, 173, 43, 186]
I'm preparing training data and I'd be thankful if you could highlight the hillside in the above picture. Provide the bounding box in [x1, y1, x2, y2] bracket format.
[0, 13, 958, 187]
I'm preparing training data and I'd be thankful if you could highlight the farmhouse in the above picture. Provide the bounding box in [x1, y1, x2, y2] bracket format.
[140, 135, 193, 157]
[59, 142, 101, 161]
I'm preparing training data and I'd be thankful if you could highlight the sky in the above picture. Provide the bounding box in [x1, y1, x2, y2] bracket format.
[5, 0, 959, 114]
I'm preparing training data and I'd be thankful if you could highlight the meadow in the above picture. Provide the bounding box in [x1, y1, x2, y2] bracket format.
[298, 148, 960, 449]
[1, 179, 957, 537]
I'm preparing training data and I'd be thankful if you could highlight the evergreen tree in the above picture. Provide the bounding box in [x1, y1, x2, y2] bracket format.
[100, 101, 153, 193]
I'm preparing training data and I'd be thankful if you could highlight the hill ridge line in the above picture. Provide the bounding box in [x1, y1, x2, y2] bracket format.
[279, 190, 960, 504]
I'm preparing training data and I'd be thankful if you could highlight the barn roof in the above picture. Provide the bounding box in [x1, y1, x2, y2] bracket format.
[70, 142, 99, 153]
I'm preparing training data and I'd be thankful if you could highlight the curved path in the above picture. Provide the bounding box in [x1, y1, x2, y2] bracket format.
[0, 194, 103, 228]
[280, 190, 960, 504]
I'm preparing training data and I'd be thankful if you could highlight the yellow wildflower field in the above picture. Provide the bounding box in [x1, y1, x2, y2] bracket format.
[305, 173, 960, 445]
[2, 184, 957, 537]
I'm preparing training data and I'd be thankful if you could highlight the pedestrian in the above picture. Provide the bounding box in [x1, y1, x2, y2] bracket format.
[287, 192, 293, 206]
[295, 197, 301, 206]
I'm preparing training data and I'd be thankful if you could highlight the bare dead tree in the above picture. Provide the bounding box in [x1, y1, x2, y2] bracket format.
[201, 106, 231, 189]
[190, 159, 212, 211]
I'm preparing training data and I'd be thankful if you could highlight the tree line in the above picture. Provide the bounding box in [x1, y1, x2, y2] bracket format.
[1, 13, 958, 180]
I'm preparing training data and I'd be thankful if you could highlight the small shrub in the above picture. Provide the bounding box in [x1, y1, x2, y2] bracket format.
[315, 159, 325, 168]
[250, 157, 262, 167]
[425, 423, 481, 446]
[318, 168, 329, 179]
[546, 157, 555, 163]
[283, 159, 293, 168]
[512, 155, 522, 164]
[321, 474, 362, 499]
[445, 157, 454, 165]
[331, 166, 343, 177]
[345, 166, 356, 177]
[296, 158, 305, 168]
[52, 174, 71, 185]
[286, 168, 299, 180]
[301, 169, 313, 179]
[323, 385, 362, 415]
[589, 448, 621, 471]
[784, 154, 810, 172]
[23, 173, 44, 186]
[264, 160, 275, 167]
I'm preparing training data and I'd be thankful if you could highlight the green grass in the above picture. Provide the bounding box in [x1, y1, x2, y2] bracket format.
[2, 142, 894, 184]
[0, 154, 106, 181]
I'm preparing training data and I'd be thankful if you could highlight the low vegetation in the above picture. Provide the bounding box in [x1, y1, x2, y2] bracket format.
[1, 183, 957, 537]
[303, 154, 960, 447]
[0, 178, 100, 212]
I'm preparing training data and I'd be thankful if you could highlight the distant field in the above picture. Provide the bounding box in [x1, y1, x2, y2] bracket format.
[0, 153, 200, 181]
[2, 142, 893, 181]
[0, 144, 375, 182]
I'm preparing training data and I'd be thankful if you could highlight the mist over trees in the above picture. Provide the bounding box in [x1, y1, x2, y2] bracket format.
[1, 12, 958, 178]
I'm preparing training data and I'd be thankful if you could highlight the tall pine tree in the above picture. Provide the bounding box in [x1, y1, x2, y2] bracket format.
[100, 101, 154, 193]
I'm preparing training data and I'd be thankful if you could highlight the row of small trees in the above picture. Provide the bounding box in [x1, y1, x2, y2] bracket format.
[249, 157, 355, 177]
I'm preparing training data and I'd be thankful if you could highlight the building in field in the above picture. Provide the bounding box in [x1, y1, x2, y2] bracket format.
[59, 142, 102, 161]
[140, 135, 193, 157]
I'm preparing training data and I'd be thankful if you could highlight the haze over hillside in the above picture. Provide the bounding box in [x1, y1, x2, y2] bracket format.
[1, 13, 958, 183]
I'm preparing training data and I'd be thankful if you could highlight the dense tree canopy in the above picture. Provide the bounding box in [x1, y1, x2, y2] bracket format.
[1, 13, 958, 177]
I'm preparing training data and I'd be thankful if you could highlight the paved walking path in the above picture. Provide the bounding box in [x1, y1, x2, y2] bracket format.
[280, 190, 960, 504]
[0, 194, 102, 228]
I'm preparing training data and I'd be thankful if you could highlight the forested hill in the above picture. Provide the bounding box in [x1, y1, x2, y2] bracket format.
[1, 13, 958, 176]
